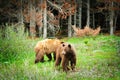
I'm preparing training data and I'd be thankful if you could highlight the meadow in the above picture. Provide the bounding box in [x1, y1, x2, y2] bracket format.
[0, 26, 120, 80]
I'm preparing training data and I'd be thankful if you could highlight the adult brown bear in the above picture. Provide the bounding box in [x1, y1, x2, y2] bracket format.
[55, 42, 76, 72]
[34, 39, 62, 63]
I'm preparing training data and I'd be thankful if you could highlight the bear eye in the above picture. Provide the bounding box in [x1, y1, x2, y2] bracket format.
[68, 44, 71, 48]
[62, 44, 65, 47]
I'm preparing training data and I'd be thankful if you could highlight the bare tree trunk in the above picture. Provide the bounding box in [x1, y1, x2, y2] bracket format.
[114, 15, 117, 32]
[78, 0, 82, 28]
[68, 15, 72, 37]
[86, 0, 90, 27]
[20, 0, 23, 24]
[74, 12, 76, 26]
[93, 12, 95, 28]
[18, 0, 23, 24]
[43, 0, 47, 38]
[29, 0, 36, 37]
[74, 0, 77, 26]
[38, 0, 43, 37]
[110, 2, 114, 35]
[47, 0, 62, 13]
[105, 14, 108, 29]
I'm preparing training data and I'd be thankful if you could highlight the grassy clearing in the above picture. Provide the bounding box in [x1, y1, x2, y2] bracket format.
[0, 26, 120, 80]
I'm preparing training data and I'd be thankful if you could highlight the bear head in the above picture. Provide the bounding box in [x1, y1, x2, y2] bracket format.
[60, 42, 75, 57]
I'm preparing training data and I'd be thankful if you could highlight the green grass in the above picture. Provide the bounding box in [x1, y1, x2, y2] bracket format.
[0, 26, 120, 80]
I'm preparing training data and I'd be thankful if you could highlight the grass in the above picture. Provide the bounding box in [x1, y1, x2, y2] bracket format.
[0, 26, 120, 80]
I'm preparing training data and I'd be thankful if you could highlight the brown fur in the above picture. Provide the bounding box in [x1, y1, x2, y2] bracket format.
[34, 39, 62, 63]
[55, 42, 76, 72]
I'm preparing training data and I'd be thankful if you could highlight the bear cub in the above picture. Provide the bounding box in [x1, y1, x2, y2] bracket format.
[55, 42, 76, 72]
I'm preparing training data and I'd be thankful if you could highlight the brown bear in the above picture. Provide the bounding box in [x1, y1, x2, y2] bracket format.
[34, 39, 62, 63]
[55, 42, 76, 72]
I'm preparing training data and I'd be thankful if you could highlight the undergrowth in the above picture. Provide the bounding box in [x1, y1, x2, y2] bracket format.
[0, 25, 120, 80]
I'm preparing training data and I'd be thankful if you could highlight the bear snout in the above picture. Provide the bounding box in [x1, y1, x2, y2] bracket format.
[62, 50, 66, 55]
[35, 59, 39, 64]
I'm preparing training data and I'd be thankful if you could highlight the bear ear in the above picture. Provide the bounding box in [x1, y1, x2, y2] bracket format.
[68, 44, 71, 48]
[61, 42, 64, 44]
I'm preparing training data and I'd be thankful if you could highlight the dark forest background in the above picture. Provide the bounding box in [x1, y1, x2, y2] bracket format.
[0, 0, 120, 38]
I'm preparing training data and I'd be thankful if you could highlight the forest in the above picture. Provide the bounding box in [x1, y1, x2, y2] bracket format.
[0, 0, 120, 37]
[0, 0, 120, 80]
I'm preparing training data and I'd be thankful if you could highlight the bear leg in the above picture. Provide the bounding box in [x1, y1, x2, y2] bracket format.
[46, 54, 52, 61]
[61, 57, 69, 72]
[55, 57, 61, 66]
[70, 57, 76, 70]
[55, 53, 61, 66]
[53, 53, 56, 61]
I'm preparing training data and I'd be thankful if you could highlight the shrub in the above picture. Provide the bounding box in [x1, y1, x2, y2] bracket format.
[0, 24, 27, 62]
[72, 25, 101, 37]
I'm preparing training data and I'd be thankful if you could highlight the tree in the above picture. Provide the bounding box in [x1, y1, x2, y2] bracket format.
[110, 1, 114, 35]
[47, 0, 76, 37]
[23, 0, 43, 37]
[74, 0, 77, 26]
[68, 15, 72, 37]
[86, 0, 90, 27]
[43, 0, 47, 38]
[29, 0, 36, 37]
[19, 0, 23, 24]
[78, 0, 82, 28]
[92, 12, 95, 28]
[96, 0, 120, 35]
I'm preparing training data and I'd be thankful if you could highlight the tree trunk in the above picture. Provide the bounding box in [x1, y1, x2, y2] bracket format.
[38, 0, 43, 37]
[86, 0, 90, 27]
[113, 15, 117, 32]
[68, 15, 72, 37]
[74, 0, 77, 26]
[30, 0, 36, 37]
[43, 0, 47, 38]
[105, 14, 108, 29]
[74, 11, 76, 26]
[78, 0, 82, 28]
[110, 2, 114, 35]
[18, 0, 23, 24]
[20, 0, 23, 24]
[93, 12, 95, 28]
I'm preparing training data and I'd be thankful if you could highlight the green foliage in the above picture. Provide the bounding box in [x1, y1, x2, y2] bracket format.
[0, 25, 28, 62]
[0, 27, 120, 80]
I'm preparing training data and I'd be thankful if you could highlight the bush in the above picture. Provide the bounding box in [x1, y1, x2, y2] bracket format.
[0, 24, 27, 62]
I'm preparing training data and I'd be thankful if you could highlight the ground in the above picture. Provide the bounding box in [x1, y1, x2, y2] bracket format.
[0, 34, 120, 80]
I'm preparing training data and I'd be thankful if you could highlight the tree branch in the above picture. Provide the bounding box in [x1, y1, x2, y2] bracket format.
[47, 0, 63, 13]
